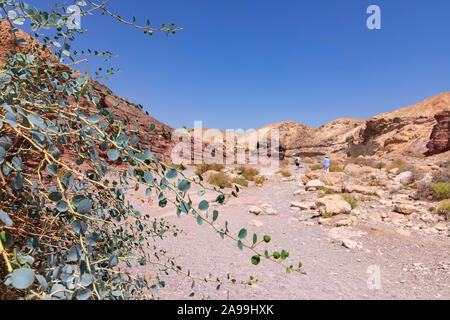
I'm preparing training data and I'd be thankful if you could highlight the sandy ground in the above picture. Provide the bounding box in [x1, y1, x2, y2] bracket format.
[127, 165, 450, 300]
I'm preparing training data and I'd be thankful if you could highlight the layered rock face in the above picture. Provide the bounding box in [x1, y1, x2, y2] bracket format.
[426, 110, 450, 156]
[260, 93, 450, 159]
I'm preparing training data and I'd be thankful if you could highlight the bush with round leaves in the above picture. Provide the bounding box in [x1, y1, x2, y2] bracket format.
[0, 0, 304, 300]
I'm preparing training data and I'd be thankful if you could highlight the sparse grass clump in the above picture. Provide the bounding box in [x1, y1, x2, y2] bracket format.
[386, 159, 408, 171]
[237, 167, 259, 181]
[347, 158, 386, 169]
[208, 173, 232, 188]
[310, 162, 342, 172]
[317, 186, 340, 198]
[278, 169, 292, 177]
[431, 183, 450, 200]
[435, 200, 450, 216]
[196, 163, 225, 175]
[330, 164, 343, 172]
[321, 212, 333, 219]
[342, 194, 358, 210]
[232, 177, 249, 187]
[255, 176, 267, 186]
[432, 169, 450, 184]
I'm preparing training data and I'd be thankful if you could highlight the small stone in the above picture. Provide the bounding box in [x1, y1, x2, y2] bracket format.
[342, 239, 358, 249]
[249, 219, 264, 228]
[265, 208, 279, 216]
[249, 206, 263, 215]
[435, 223, 447, 232]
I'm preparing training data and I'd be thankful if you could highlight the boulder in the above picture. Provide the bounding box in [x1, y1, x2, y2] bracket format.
[344, 164, 380, 177]
[306, 179, 325, 191]
[394, 204, 417, 215]
[342, 239, 359, 250]
[291, 201, 316, 210]
[265, 207, 279, 216]
[394, 171, 414, 185]
[249, 206, 263, 215]
[316, 194, 352, 215]
[343, 184, 380, 196]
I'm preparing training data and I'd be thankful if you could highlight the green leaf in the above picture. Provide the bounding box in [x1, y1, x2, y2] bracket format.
[12, 157, 22, 171]
[0, 210, 13, 227]
[77, 199, 92, 214]
[11, 268, 35, 290]
[67, 246, 81, 262]
[251, 255, 261, 266]
[48, 192, 62, 202]
[56, 201, 68, 213]
[144, 171, 154, 184]
[273, 251, 281, 259]
[178, 180, 191, 192]
[252, 234, 257, 245]
[0, 231, 13, 249]
[197, 215, 203, 225]
[237, 240, 243, 250]
[238, 229, 248, 239]
[198, 200, 209, 211]
[212, 210, 219, 222]
[87, 114, 100, 123]
[107, 149, 120, 161]
[109, 254, 119, 267]
[263, 235, 271, 243]
[76, 289, 92, 300]
[166, 169, 178, 179]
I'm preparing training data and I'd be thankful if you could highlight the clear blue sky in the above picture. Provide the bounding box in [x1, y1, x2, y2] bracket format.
[33, 0, 450, 129]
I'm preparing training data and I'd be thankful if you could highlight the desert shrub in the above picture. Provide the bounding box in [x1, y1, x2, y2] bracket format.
[255, 176, 267, 186]
[435, 200, 450, 216]
[318, 186, 340, 195]
[310, 164, 322, 171]
[367, 176, 386, 187]
[278, 170, 292, 177]
[330, 164, 343, 172]
[196, 163, 225, 175]
[439, 160, 450, 169]
[232, 177, 248, 187]
[359, 195, 373, 202]
[237, 167, 259, 181]
[386, 159, 408, 171]
[0, 2, 304, 300]
[432, 169, 450, 184]
[431, 183, 450, 200]
[347, 158, 386, 169]
[342, 194, 358, 210]
[321, 212, 333, 219]
[414, 181, 434, 200]
[397, 164, 425, 184]
[208, 173, 233, 188]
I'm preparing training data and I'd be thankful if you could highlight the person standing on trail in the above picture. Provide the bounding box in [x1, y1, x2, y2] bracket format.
[295, 156, 301, 169]
[323, 156, 330, 173]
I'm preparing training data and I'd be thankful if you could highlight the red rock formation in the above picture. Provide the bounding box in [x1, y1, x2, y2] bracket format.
[426, 110, 450, 156]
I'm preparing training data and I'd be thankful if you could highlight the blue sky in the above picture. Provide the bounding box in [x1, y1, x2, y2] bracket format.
[33, 0, 450, 129]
